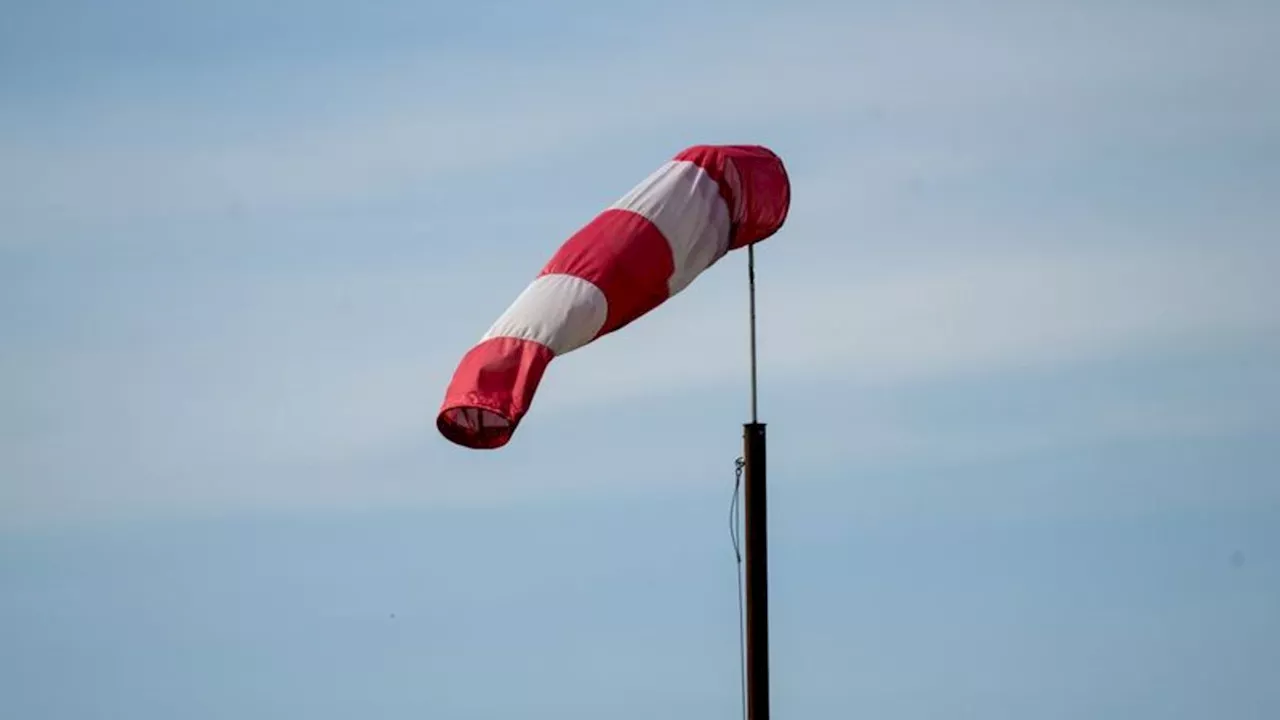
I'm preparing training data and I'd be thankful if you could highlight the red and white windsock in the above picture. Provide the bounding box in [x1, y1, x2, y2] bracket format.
[437, 144, 791, 449]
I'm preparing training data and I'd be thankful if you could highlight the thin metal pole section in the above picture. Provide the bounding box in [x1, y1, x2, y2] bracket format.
[743, 421, 769, 720]
[744, 242, 769, 720]
[747, 244, 759, 424]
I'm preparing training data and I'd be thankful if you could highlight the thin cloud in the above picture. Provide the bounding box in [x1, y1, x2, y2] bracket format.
[2, 0, 1277, 528]
[530, 232, 1280, 413]
[3, 0, 1273, 240]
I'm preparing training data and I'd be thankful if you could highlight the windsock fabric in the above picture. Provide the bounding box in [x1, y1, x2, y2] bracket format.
[437, 144, 791, 449]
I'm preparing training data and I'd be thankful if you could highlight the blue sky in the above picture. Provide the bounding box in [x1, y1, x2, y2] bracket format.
[3, 0, 1279, 717]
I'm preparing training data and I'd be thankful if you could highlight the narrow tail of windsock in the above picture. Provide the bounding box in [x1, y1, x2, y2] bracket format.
[437, 144, 791, 449]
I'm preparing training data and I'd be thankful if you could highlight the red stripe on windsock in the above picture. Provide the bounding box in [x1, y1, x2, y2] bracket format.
[541, 209, 676, 338]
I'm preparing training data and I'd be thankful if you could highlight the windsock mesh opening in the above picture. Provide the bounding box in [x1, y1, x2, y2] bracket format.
[437, 407, 515, 450]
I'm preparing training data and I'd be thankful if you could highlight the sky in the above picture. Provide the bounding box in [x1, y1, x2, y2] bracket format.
[2, 0, 1279, 717]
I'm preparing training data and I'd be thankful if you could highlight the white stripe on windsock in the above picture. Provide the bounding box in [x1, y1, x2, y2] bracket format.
[611, 160, 733, 296]
[481, 273, 609, 355]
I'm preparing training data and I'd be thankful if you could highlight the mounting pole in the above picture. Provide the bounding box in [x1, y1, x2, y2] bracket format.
[743, 243, 770, 720]
[748, 244, 760, 424]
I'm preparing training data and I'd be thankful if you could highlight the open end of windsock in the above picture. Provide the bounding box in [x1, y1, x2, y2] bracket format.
[436, 407, 512, 449]
[436, 336, 555, 449]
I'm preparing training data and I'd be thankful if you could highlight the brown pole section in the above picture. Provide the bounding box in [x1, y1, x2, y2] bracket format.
[743, 421, 769, 720]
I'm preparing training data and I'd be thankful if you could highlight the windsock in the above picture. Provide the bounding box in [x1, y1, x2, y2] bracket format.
[437, 144, 790, 449]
